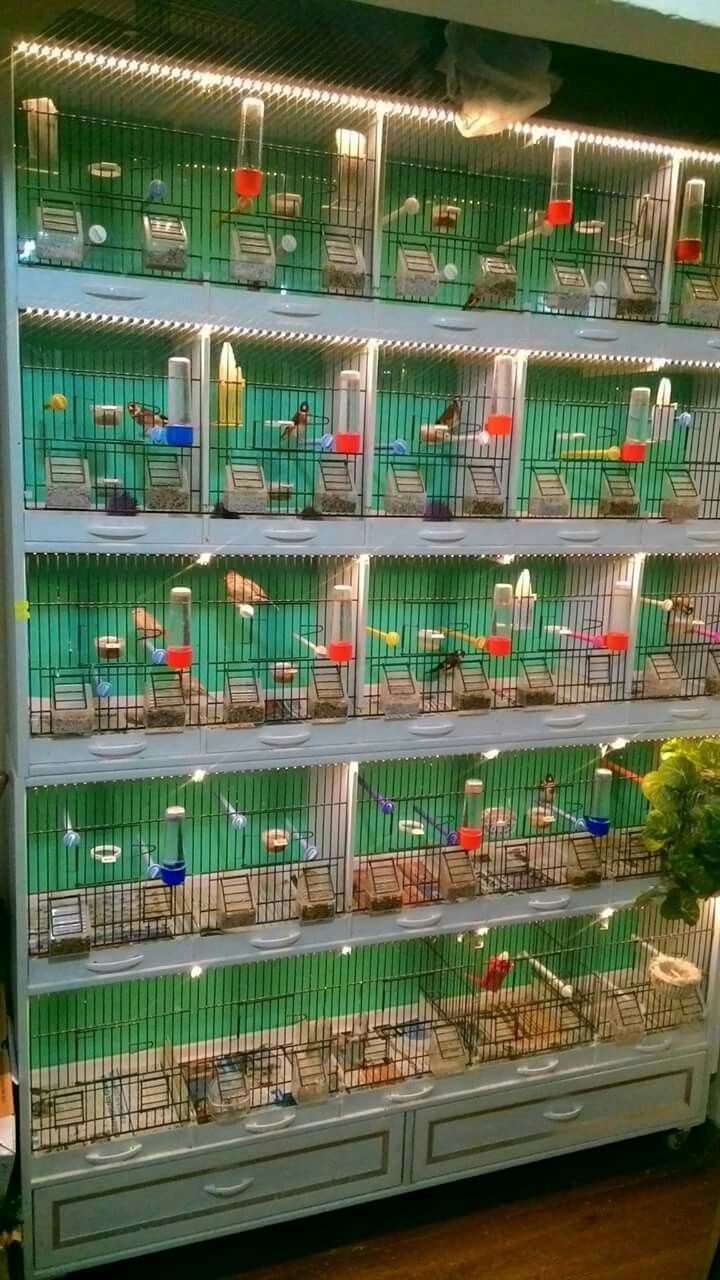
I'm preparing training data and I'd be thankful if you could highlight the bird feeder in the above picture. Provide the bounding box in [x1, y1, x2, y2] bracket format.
[166, 586, 192, 670]
[159, 357, 193, 446]
[675, 178, 705, 264]
[335, 369, 362, 454]
[234, 97, 265, 200]
[622, 387, 650, 462]
[547, 136, 574, 227]
[512, 569, 536, 632]
[458, 778, 484, 851]
[489, 583, 513, 657]
[585, 767, 613, 837]
[332, 128, 367, 217]
[485, 356, 514, 437]
[327, 584, 354, 663]
[158, 805, 187, 885]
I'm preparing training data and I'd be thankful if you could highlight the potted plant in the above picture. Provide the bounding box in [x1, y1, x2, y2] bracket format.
[641, 736, 720, 923]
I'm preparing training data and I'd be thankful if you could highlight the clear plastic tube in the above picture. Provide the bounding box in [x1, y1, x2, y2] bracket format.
[605, 578, 632, 652]
[333, 128, 367, 217]
[676, 178, 705, 264]
[160, 805, 187, 883]
[153, 356, 194, 446]
[485, 355, 514, 437]
[335, 369, 362, 454]
[512, 569, 536, 632]
[489, 583, 513, 656]
[327, 584, 354, 662]
[23, 97, 58, 174]
[235, 97, 265, 199]
[458, 778, 484, 850]
[547, 136, 574, 227]
[625, 387, 651, 443]
[586, 767, 613, 836]
[166, 586, 192, 669]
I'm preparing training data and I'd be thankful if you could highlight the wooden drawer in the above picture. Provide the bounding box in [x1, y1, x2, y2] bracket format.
[33, 1113, 405, 1271]
[411, 1055, 706, 1184]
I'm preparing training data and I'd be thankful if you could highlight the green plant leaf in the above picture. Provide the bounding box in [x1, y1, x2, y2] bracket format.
[660, 888, 700, 924]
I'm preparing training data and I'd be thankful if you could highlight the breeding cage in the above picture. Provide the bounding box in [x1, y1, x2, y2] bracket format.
[379, 118, 671, 320]
[209, 330, 366, 518]
[15, 55, 375, 297]
[373, 347, 517, 519]
[19, 310, 202, 515]
[670, 162, 720, 328]
[364, 555, 634, 716]
[27, 764, 349, 956]
[29, 901, 712, 1152]
[354, 741, 658, 911]
[26, 552, 360, 736]
[520, 357, 720, 521]
[637, 555, 720, 699]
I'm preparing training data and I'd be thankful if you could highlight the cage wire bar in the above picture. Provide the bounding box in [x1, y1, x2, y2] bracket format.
[26, 552, 360, 735]
[208, 330, 366, 518]
[354, 741, 659, 912]
[364, 554, 634, 716]
[29, 901, 712, 1153]
[637, 554, 720, 699]
[27, 764, 349, 957]
[20, 311, 202, 514]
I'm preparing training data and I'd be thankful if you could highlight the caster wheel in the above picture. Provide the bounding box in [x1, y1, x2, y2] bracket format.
[666, 1128, 691, 1152]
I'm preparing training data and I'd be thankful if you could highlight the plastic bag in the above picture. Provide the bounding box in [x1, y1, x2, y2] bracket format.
[439, 24, 560, 137]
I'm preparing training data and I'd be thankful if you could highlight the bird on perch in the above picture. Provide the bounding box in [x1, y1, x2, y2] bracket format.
[538, 774, 557, 804]
[435, 398, 462, 434]
[128, 402, 167, 431]
[280, 401, 311, 441]
[426, 649, 465, 678]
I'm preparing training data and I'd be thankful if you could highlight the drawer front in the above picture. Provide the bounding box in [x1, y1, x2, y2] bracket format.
[411, 1055, 706, 1183]
[33, 1114, 405, 1269]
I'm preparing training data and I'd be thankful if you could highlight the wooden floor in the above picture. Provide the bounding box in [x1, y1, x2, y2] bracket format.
[72, 1128, 720, 1280]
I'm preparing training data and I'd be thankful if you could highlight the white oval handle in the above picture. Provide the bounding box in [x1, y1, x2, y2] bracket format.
[386, 1083, 434, 1103]
[85, 1142, 143, 1163]
[670, 706, 707, 720]
[258, 729, 312, 747]
[83, 284, 147, 301]
[85, 954, 144, 973]
[408, 721, 455, 738]
[396, 911, 444, 930]
[529, 895, 570, 912]
[431, 316, 477, 332]
[87, 523, 149, 540]
[543, 713, 586, 728]
[634, 1036, 672, 1053]
[574, 327, 618, 342]
[203, 1178, 254, 1198]
[88, 740, 147, 757]
[706, 337, 720, 349]
[418, 530, 467, 544]
[517, 1057, 560, 1076]
[556, 530, 601, 544]
[250, 930, 301, 951]
[263, 528, 317, 543]
[269, 301, 322, 318]
[686, 530, 720, 543]
[245, 1111, 297, 1132]
[543, 1103, 584, 1121]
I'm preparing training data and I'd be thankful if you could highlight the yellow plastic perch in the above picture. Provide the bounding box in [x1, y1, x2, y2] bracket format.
[366, 626, 401, 647]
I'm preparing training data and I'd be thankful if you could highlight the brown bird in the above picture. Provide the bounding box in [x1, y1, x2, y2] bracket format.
[225, 571, 270, 605]
[280, 401, 310, 441]
[128, 402, 167, 431]
[435, 398, 461, 434]
[131, 607, 164, 639]
[538, 774, 557, 804]
[670, 594, 695, 616]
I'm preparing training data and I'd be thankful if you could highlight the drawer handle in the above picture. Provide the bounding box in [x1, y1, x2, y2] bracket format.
[574, 327, 617, 342]
[204, 1178, 254, 1199]
[529, 895, 570, 913]
[269, 301, 322, 318]
[556, 530, 601, 544]
[670, 706, 707, 720]
[517, 1057, 560, 1076]
[634, 1036, 673, 1053]
[686, 530, 720, 543]
[396, 911, 443, 930]
[543, 1104, 584, 1122]
[85, 954, 144, 973]
[418, 530, 467, 544]
[85, 1142, 143, 1163]
[543, 713, 587, 728]
[245, 1111, 297, 1133]
[87, 522, 149, 540]
[431, 316, 477, 333]
[263, 528, 317, 543]
[250, 930, 301, 951]
[83, 284, 148, 301]
[386, 1083, 434, 1103]
[408, 721, 455, 738]
[258, 729, 311, 747]
[88, 740, 147, 757]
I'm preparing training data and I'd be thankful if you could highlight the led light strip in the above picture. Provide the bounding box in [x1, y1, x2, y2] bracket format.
[20, 308, 720, 370]
[14, 39, 720, 162]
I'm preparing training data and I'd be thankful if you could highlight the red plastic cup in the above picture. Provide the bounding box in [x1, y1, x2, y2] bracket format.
[457, 826, 483, 852]
[334, 432, 361, 454]
[619, 440, 646, 463]
[327, 640, 354, 663]
[602, 631, 629, 653]
[675, 238, 702, 264]
[485, 413, 512, 438]
[486, 634, 511, 658]
[546, 198, 573, 227]
[166, 645, 193, 670]
[234, 167, 264, 199]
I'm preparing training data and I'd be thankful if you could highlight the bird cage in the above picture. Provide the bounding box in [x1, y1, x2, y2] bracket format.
[671, 162, 718, 326]
[19, 310, 202, 514]
[638, 554, 720, 699]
